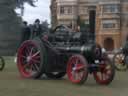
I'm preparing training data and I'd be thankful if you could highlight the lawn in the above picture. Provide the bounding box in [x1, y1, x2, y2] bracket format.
[0, 57, 128, 96]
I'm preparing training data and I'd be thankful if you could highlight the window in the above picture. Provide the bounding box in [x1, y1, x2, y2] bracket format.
[60, 6, 65, 14]
[84, 20, 89, 24]
[60, 6, 72, 15]
[79, 6, 87, 14]
[103, 23, 116, 28]
[67, 6, 72, 14]
[103, 4, 120, 13]
[102, 19, 119, 29]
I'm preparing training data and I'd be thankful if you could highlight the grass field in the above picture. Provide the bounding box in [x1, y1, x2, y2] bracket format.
[0, 57, 128, 96]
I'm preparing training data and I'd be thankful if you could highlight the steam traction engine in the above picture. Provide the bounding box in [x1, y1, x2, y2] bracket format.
[17, 25, 115, 85]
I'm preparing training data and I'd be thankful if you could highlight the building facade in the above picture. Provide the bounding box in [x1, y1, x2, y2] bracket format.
[50, 0, 128, 51]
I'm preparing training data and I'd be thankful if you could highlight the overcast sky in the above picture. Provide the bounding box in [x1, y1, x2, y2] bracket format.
[22, 0, 50, 24]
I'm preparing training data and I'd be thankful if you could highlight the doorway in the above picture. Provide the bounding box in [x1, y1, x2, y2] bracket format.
[104, 38, 114, 51]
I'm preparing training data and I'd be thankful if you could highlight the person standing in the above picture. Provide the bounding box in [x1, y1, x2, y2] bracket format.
[21, 21, 31, 43]
[15, 21, 31, 63]
[31, 19, 42, 38]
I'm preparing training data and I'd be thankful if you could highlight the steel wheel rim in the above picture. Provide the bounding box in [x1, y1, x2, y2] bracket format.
[67, 56, 87, 83]
[114, 53, 127, 70]
[17, 41, 41, 78]
[94, 60, 113, 84]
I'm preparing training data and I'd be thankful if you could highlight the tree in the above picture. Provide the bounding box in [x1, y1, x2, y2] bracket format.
[0, 0, 36, 55]
[41, 20, 49, 33]
[16, 0, 37, 16]
[16, 0, 36, 7]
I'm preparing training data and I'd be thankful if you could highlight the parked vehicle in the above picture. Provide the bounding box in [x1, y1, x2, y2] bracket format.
[113, 47, 128, 71]
[17, 25, 115, 85]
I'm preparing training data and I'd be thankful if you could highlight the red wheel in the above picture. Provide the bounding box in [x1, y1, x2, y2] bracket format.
[93, 58, 115, 85]
[67, 54, 88, 84]
[17, 39, 45, 79]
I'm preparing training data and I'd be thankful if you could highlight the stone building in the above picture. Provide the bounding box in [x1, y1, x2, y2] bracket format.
[50, 0, 128, 51]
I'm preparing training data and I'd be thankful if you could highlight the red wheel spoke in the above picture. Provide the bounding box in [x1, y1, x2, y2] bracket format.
[71, 71, 75, 79]
[103, 72, 109, 80]
[75, 59, 79, 65]
[31, 59, 40, 64]
[77, 72, 83, 80]
[71, 57, 78, 65]
[75, 64, 85, 71]
[33, 64, 40, 71]
[104, 73, 110, 79]
[77, 71, 83, 80]
[25, 46, 31, 56]
[74, 72, 79, 80]
[29, 47, 34, 56]
[32, 51, 40, 58]
[21, 55, 26, 59]
[104, 68, 112, 78]
[33, 55, 40, 59]
[73, 72, 77, 80]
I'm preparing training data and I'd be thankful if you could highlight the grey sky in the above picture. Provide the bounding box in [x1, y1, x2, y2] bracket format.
[23, 0, 50, 24]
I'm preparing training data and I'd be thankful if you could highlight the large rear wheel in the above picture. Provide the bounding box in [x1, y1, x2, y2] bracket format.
[67, 54, 88, 84]
[17, 39, 46, 79]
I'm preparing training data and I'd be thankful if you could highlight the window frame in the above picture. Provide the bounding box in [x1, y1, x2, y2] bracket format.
[103, 4, 120, 13]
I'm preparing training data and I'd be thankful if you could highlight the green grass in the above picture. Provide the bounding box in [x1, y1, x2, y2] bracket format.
[0, 56, 128, 96]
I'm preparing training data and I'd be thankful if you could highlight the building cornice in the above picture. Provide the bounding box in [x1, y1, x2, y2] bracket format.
[99, 1, 120, 5]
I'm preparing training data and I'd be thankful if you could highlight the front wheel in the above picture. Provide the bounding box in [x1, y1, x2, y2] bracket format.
[0, 56, 5, 71]
[67, 54, 88, 84]
[93, 58, 115, 85]
[113, 52, 128, 71]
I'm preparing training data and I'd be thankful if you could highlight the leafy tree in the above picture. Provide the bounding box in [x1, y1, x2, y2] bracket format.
[0, 0, 37, 55]
[16, 0, 36, 7]
[16, 0, 37, 16]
